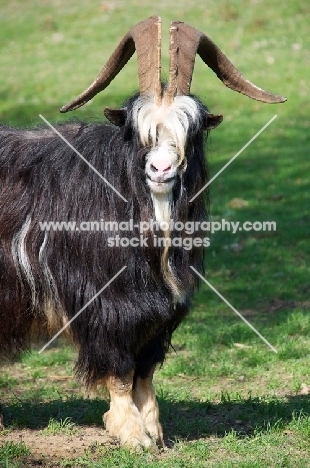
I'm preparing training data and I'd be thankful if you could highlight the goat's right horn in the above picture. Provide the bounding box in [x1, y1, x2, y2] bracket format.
[165, 21, 287, 105]
[60, 16, 162, 113]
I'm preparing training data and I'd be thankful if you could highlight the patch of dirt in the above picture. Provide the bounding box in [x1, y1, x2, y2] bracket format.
[0, 426, 116, 465]
[266, 298, 310, 313]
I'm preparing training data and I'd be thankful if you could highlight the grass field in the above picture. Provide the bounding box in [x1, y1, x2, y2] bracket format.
[0, 0, 310, 466]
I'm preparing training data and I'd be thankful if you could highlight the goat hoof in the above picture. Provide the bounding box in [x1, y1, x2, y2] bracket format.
[103, 409, 153, 450]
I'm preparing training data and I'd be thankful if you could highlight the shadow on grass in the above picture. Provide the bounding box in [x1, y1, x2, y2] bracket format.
[0, 395, 108, 430]
[160, 394, 310, 441]
[1, 393, 310, 442]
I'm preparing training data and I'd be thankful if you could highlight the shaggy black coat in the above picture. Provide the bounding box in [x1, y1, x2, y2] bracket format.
[0, 95, 209, 385]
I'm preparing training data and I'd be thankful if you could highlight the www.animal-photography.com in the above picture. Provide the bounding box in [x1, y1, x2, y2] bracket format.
[0, 1, 309, 467]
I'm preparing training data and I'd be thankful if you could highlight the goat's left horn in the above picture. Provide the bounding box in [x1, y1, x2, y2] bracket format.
[60, 16, 162, 113]
[164, 21, 287, 105]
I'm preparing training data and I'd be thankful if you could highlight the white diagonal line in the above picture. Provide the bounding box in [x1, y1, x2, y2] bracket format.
[38, 265, 127, 353]
[39, 114, 128, 202]
[190, 266, 277, 353]
[190, 115, 278, 202]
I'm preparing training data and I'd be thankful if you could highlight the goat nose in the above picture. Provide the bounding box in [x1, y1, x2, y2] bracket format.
[150, 162, 172, 174]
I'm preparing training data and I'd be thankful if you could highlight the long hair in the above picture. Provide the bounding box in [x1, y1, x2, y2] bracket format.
[0, 94, 209, 385]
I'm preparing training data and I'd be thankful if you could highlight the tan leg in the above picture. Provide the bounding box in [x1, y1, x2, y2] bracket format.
[132, 368, 164, 447]
[103, 370, 153, 449]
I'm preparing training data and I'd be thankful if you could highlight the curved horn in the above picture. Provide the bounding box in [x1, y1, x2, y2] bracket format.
[60, 16, 162, 113]
[165, 21, 286, 105]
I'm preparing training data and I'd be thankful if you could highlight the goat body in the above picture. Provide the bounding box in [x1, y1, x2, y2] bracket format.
[0, 93, 215, 448]
[0, 16, 285, 449]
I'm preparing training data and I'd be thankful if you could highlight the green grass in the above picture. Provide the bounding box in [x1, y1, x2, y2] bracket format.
[1, 0, 310, 466]
[41, 417, 78, 436]
[0, 441, 30, 468]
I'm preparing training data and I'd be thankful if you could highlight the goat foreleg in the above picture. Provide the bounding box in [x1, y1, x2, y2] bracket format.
[104, 370, 154, 450]
[132, 366, 164, 447]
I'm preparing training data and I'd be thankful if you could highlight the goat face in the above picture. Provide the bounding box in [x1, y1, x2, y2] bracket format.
[105, 93, 223, 198]
[134, 96, 211, 195]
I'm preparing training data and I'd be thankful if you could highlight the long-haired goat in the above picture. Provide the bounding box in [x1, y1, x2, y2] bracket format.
[0, 17, 286, 449]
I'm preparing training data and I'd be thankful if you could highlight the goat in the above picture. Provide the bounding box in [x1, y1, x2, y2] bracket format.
[0, 16, 286, 449]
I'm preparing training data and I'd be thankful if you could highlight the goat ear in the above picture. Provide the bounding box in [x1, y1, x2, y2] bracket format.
[104, 107, 127, 126]
[203, 113, 223, 130]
